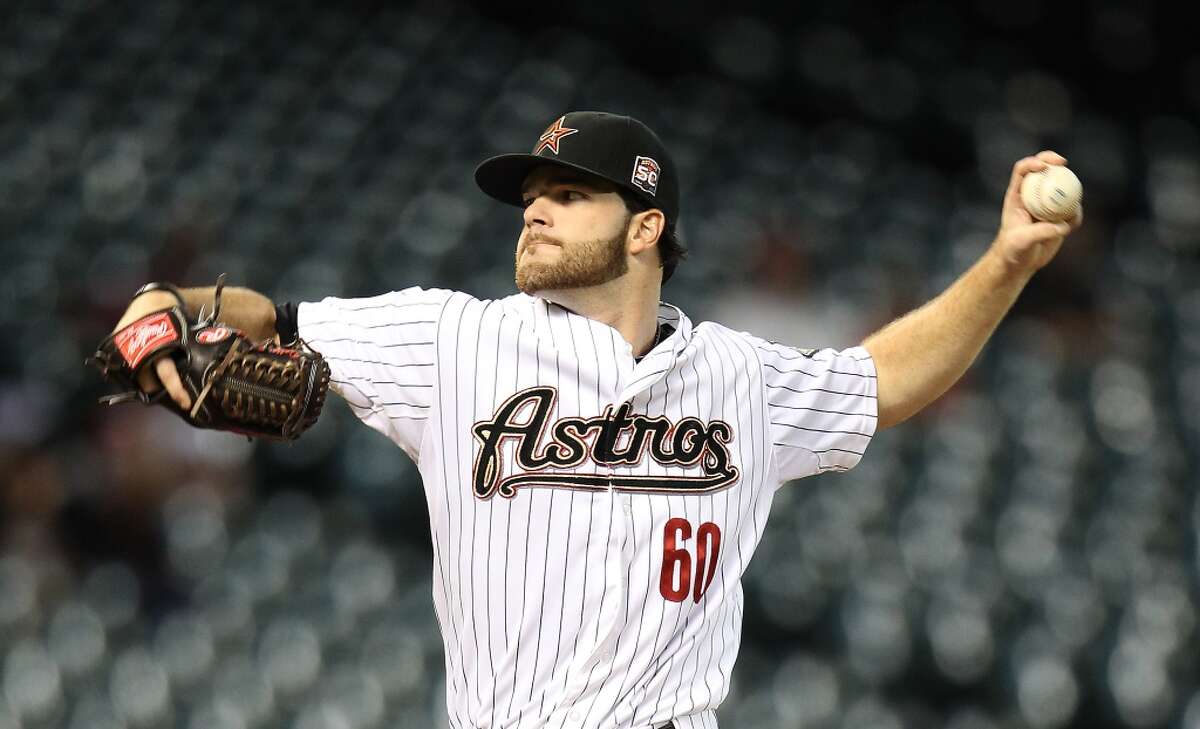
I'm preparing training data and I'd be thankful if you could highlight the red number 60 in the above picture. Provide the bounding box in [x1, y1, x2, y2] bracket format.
[659, 517, 722, 603]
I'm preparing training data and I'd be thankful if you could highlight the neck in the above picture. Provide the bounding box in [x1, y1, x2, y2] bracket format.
[538, 274, 662, 357]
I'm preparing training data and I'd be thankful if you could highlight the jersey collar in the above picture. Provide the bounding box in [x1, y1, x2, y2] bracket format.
[654, 301, 691, 344]
[523, 295, 693, 357]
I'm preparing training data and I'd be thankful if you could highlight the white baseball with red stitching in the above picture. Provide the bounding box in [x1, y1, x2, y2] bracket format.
[1020, 166, 1082, 223]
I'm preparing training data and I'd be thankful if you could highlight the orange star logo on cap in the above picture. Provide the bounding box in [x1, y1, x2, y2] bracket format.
[533, 116, 579, 155]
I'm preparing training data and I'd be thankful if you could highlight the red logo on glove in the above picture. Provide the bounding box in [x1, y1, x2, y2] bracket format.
[197, 327, 233, 344]
[115, 312, 178, 368]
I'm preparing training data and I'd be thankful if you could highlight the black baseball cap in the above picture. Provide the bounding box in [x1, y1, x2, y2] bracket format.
[474, 111, 679, 226]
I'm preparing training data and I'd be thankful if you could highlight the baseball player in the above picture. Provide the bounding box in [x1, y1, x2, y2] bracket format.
[102, 111, 1082, 728]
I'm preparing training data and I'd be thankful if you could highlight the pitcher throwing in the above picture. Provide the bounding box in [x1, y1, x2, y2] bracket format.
[95, 111, 1082, 729]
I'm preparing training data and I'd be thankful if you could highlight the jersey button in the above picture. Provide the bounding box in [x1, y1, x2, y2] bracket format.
[622, 501, 632, 515]
[568, 710, 581, 722]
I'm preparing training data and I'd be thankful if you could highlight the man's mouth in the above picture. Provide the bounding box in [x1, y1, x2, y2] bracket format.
[523, 238, 561, 253]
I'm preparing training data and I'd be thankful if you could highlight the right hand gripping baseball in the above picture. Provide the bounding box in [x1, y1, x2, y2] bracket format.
[90, 276, 332, 441]
[991, 151, 1084, 275]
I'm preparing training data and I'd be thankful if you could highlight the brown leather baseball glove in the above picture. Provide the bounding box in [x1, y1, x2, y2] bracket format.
[88, 276, 331, 441]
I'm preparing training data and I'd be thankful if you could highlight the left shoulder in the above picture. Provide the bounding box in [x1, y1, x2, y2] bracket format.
[694, 322, 873, 368]
[691, 321, 782, 351]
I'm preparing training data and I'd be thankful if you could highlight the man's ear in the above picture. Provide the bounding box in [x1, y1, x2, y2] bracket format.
[627, 209, 665, 256]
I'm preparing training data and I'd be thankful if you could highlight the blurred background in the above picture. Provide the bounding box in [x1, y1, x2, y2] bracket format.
[1, 0, 1197, 727]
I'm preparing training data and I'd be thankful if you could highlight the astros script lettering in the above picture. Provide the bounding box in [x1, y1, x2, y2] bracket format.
[471, 386, 740, 499]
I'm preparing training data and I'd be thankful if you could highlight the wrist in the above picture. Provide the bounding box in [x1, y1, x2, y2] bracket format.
[114, 291, 182, 332]
[982, 244, 1036, 288]
[133, 281, 185, 305]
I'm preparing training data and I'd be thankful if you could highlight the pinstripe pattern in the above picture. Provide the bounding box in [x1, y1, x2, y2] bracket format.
[297, 289, 878, 729]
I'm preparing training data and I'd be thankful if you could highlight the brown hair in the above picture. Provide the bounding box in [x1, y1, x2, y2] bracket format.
[615, 188, 688, 284]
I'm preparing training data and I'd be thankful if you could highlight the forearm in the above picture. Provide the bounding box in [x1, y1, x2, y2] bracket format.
[114, 285, 278, 342]
[862, 249, 1032, 429]
[181, 286, 278, 341]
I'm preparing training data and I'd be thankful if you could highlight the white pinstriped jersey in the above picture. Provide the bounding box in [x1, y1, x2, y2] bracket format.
[298, 288, 878, 729]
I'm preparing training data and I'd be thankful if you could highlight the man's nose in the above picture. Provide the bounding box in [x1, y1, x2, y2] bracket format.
[523, 196, 550, 228]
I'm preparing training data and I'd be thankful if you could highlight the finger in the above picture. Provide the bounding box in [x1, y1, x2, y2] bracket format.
[1036, 150, 1067, 165]
[136, 365, 162, 394]
[1005, 156, 1050, 206]
[155, 357, 192, 411]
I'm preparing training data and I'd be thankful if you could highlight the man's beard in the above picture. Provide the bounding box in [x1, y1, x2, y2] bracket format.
[515, 224, 629, 294]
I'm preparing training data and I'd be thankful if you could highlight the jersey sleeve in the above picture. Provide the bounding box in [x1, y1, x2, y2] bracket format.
[297, 287, 454, 462]
[748, 336, 879, 483]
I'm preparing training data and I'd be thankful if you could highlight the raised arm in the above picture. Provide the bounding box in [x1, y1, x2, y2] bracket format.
[113, 283, 278, 411]
[862, 151, 1084, 429]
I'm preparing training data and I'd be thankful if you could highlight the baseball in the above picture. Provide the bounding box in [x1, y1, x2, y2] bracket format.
[1020, 165, 1082, 223]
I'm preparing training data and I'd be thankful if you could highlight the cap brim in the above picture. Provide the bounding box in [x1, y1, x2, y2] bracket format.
[474, 154, 616, 209]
